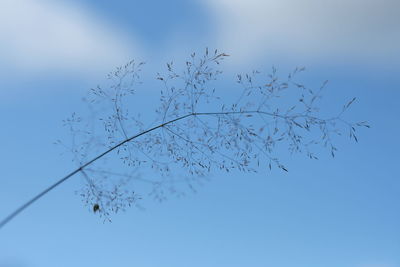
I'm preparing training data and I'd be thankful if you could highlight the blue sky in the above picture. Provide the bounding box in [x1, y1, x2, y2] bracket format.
[0, 1, 399, 267]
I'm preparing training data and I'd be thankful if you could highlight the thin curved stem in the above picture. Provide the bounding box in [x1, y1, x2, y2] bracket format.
[0, 109, 319, 229]
[0, 113, 193, 229]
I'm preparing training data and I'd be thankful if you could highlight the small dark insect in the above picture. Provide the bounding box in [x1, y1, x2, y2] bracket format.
[93, 204, 100, 213]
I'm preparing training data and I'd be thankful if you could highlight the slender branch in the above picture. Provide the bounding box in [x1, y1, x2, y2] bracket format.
[0, 113, 192, 229]
[1, 109, 302, 229]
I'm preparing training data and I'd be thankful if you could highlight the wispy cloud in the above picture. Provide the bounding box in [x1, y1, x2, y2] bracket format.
[0, 0, 141, 75]
[204, 0, 400, 65]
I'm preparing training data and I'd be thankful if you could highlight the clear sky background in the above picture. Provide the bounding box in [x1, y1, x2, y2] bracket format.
[0, 0, 399, 266]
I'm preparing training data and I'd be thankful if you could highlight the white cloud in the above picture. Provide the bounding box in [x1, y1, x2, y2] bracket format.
[204, 0, 400, 65]
[0, 0, 141, 75]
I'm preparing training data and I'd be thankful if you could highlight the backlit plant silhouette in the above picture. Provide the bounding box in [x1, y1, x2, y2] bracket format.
[0, 49, 369, 227]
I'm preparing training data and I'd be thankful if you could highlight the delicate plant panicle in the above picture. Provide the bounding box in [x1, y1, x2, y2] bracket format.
[58, 49, 368, 220]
